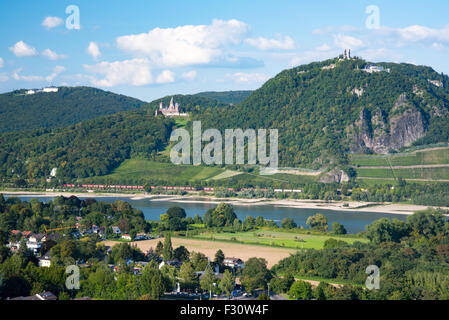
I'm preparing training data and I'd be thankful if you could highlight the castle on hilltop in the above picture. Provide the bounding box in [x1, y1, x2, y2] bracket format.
[155, 97, 187, 117]
[338, 49, 352, 61]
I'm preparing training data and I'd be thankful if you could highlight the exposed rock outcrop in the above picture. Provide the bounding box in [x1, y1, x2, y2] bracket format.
[319, 168, 349, 184]
[348, 93, 427, 154]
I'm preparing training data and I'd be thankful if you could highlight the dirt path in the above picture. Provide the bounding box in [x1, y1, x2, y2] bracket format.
[295, 278, 343, 289]
[356, 164, 449, 169]
[357, 177, 449, 183]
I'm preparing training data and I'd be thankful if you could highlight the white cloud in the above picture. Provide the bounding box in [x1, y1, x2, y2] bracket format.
[156, 70, 175, 84]
[11, 66, 65, 83]
[181, 70, 197, 80]
[83, 58, 153, 87]
[312, 25, 358, 35]
[357, 48, 403, 62]
[42, 16, 63, 29]
[12, 69, 44, 82]
[116, 19, 249, 67]
[46, 66, 65, 82]
[432, 42, 446, 50]
[316, 43, 332, 51]
[288, 49, 340, 67]
[9, 41, 38, 57]
[333, 34, 365, 49]
[42, 49, 67, 60]
[0, 73, 8, 82]
[378, 24, 449, 45]
[0, 58, 3, 68]
[245, 35, 295, 50]
[87, 42, 102, 60]
[226, 72, 269, 84]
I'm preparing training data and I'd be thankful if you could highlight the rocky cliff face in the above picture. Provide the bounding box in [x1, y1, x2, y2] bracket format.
[319, 168, 350, 184]
[348, 93, 427, 154]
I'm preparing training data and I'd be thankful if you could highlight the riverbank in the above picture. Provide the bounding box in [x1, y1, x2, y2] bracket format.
[2, 190, 443, 215]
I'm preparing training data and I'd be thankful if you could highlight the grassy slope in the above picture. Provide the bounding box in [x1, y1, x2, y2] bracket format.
[352, 147, 449, 182]
[82, 160, 225, 184]
[83, 158, 318, 186]
[351, 148, 449, 167]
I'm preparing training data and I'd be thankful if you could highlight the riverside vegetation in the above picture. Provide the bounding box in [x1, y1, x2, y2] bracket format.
[0, 195, 448, 300]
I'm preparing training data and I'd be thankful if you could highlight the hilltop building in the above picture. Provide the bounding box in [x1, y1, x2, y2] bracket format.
[337, 49, 352, 62]
[363, 64, 391, 73]
[25, 87, 59, 95]
[155, 97, 188, 117]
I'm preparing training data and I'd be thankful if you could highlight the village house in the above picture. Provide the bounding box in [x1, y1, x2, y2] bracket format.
[7, 231, 44, 255]
[223, 257, 245, 269]
[121, 234, 132, 241]
[196, 263, 221, 280]
[159, 259, 182, 269]
[111, 226, 122, 234]
[91, 225, 105, 236]
[134, 233, 151, 241]
[11, 291, 57, 300]
[39, 251, 52, 267]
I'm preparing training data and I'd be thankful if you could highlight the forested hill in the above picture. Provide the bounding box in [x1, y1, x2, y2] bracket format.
[0, 86, 146, 132]
[194, 90, 253, 105]
[147, 90, 253, 113]
[194, 57, 449, 169]
[0, 109, 174, 181]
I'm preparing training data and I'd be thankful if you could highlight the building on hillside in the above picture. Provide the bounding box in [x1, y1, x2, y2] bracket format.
[363, 64, 391, 73]
[428, 79, 443, 87]
[155, 97, 188, 117]
[25, 87, 59, 95]
[42, 87, 59, 93]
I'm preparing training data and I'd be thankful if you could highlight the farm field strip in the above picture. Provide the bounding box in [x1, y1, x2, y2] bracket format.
[191, 230, 368, 250]
[103, 238, 296, 268]
[350, 147, 449, 167]
[357, 167, 449, 180]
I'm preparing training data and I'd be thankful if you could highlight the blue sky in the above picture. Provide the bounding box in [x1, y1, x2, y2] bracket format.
[1, 0, 449, 101]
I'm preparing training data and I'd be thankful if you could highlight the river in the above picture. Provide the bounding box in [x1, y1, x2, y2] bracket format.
[7, 195, 407, 234]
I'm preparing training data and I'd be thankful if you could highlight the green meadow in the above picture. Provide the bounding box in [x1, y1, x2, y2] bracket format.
[82, 159, 225, 184]
[82, 158, 318, 186]
[351, 147, 449, 167]
[192, 229, 368, 250]
[352, 147, 449, 183]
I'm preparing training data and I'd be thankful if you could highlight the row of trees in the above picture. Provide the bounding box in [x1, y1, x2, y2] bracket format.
[273, 209, 449, 300]
[158, 203, 349, 236]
